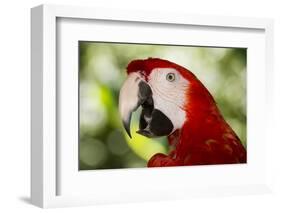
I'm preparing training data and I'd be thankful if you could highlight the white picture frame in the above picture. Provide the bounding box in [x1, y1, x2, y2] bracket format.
[31, 4, 274, 208]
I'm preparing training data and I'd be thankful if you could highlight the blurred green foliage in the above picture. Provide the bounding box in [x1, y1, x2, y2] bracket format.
[79, 42, 246, 170]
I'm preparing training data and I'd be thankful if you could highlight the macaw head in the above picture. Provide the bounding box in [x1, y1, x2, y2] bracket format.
[118, 58, 214, 138]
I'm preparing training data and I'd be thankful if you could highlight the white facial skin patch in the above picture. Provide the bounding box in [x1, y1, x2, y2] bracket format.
[147, 68, 189, 133]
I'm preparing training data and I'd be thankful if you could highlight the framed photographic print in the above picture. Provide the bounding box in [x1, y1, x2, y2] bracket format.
[31, 4, 274, 208]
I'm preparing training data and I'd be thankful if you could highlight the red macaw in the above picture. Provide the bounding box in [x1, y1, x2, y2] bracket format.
[119, 58, 246, 167]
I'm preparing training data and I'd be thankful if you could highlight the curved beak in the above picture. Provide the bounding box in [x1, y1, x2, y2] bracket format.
[119, 72, 174, 139]
[118, 73, 152, 138]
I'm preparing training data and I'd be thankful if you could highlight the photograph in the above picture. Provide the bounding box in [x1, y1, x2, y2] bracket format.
[79, 42, 247, 170]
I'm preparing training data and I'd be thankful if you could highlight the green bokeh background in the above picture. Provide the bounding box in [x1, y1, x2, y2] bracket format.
[79, 42, 247, 170]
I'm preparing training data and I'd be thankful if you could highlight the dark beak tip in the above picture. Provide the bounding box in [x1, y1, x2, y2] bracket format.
[125, 127, 132, 139]
[128, 133, 132, 139]
[123, 120, 132, 139]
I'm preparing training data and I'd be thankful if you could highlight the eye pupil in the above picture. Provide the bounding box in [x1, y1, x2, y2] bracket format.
[166, 73, 175, 82]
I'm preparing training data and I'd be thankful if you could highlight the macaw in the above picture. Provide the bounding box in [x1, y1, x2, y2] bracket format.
[118, 58, 246, 167]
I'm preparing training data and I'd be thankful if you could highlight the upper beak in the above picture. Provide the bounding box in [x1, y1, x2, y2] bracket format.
[118, 72, 152, 138]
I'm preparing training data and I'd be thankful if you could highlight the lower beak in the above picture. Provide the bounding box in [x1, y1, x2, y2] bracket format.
[119, 72, 174, 138]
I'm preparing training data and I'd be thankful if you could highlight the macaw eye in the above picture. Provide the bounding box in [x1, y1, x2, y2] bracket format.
[166, 73, 175, 82]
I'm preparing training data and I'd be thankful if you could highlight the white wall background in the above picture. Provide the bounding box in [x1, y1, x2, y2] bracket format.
[0, 0, 280, 212]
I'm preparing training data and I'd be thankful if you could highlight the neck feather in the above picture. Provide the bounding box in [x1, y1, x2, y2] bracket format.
[168, 81, 232, 158]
